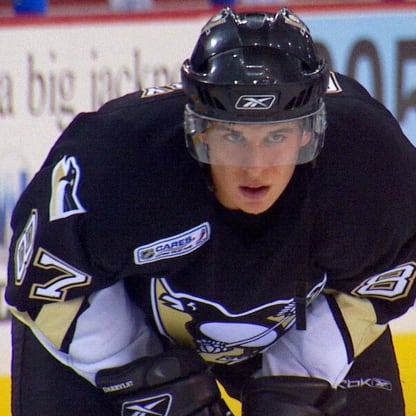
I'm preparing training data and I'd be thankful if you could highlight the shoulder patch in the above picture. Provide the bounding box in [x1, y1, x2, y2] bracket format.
[326, 71, 343, 94]
[134, 222, 210, 265]
[140, 83, 182, 98]
[49, 155, 86, 221]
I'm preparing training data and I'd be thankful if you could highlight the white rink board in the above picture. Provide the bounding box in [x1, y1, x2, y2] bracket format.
[0, 9, 415, 179]
[1, 6, 416, 378]
[0, 18, 206, 173]
[0, 321, 11, 375]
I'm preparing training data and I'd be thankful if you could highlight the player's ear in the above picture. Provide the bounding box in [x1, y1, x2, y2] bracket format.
[200, 132, 208, 144]
[301, 130, 312, 146]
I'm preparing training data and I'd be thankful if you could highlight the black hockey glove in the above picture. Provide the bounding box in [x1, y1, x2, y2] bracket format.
[96, 347, 233, 416]
[242, 376, 347, 416]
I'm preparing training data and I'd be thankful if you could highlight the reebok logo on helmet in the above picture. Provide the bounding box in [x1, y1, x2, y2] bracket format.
[235, 95, 276, 110]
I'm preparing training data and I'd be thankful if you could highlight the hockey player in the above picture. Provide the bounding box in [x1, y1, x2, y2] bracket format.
[6, 7, 416, 416]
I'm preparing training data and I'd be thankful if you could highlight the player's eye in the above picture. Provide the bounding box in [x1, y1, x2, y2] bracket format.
[266, 132, 286, 144]
[222, 131, 245, 143]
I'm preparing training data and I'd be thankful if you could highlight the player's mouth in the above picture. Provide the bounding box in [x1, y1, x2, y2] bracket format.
[239, 185, 270, 199]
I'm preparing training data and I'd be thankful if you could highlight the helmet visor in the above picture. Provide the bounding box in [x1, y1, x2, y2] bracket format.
[185, 104, 326, 167]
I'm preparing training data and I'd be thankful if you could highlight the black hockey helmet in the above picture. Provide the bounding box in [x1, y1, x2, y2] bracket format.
[181, 8, 329, 165]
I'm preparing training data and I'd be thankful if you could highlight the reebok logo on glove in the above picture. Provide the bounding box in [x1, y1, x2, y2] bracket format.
[122, 393, 172, 416]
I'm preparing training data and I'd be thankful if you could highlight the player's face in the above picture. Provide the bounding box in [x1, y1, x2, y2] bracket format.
[207, 121, 310, 214]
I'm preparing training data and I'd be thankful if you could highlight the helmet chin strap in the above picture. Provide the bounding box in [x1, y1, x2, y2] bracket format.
[197, 161, 216, 194]
[294, 162, 317, 330]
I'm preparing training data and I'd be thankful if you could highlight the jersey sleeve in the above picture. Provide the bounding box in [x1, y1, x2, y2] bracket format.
[265, 72, 416, 382]
[6, 88, 190, 383]
[5, 97, 167, 383]
[6, 88, 180, 313]
[23, 280, 163, 385]
[314, 73, 416, 325]
[6, 111, 124, 316]
[256, 291, 390, 388]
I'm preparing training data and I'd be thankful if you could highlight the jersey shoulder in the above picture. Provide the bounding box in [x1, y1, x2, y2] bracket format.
[326, 72, 373, 99]
[313, 73, 416, 290]
[7, 86, 207, 311]
[323, 71, 414, 155]
[97, 83, 185, 116]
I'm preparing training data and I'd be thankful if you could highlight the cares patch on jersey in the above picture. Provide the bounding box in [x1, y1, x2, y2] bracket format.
[49, 155, 86, 222]
[352, 262, 416, 300]
[151, 276, 326, 366]
[134, 223, 210, 265]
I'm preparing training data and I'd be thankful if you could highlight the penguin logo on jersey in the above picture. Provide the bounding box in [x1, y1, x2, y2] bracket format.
[49, 155, 86, 221]
[151, 276, 325, 365]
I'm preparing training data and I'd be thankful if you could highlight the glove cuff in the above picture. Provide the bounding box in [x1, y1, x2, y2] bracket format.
[242, 376, 346, 416]
[96, 347, 206, 396]
[96, 347, 233, 416]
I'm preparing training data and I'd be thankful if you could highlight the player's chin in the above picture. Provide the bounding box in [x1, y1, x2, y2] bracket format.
[238, 198, 275, 215]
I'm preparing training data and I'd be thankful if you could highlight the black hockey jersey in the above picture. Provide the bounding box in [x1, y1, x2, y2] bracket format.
[6, 73, 416, 386]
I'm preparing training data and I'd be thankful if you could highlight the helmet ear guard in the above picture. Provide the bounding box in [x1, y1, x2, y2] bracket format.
[181, 7, 329, 166]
